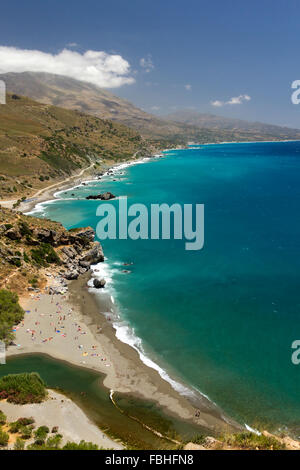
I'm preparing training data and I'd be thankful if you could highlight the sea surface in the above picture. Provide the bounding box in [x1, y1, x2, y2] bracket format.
[30, 141, 300, 435]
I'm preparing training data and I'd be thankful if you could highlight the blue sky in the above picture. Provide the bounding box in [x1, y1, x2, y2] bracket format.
[0, 0, 300, 127]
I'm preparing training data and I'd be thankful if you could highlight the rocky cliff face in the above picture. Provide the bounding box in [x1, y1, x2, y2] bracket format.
[0, 207, 104, 293]
[37, 227, 104, 280]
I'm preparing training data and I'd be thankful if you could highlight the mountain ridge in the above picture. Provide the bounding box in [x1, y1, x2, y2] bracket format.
[2, 72, 300, 143]
[164, 109, 300, 135]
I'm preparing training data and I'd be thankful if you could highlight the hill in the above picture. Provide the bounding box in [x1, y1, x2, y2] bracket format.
[2, 72, 300, 143]
[0, 72, 181, 139]
[164, 110, 300, 140]
[0, 93, 152, 199]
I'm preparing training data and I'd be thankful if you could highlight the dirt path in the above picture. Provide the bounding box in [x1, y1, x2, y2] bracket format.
[0, 162, 95, 210]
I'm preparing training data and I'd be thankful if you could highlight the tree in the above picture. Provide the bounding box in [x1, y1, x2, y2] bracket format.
[0, 289, 24, 344]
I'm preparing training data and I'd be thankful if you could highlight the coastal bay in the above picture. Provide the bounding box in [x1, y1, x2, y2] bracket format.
[4, 141, 300, 446]
[26, 141, 300, 438]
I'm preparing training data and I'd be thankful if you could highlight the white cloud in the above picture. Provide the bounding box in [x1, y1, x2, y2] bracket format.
[227, 94, 251, 105]
[211, 94, 251, 107]
[150, 106, 160, 111]
[140, 54, 154, 73]
[211, 100, 223, 107]
[184, 84, 192, 91]
[0, 46, 135, 88]
[66, 42, 78, 48]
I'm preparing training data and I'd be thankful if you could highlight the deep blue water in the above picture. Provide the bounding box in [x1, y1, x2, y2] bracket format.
[32, 141, 300, 435]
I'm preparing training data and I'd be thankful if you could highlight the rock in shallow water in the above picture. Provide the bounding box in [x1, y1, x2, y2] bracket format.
[86, 192, 115, 200]
[93, 278, 106, 288]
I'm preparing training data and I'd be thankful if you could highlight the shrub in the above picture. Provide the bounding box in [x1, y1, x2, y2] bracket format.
[0, 372, 47, 404]
[34, 426, 49, 441]
[190, 434, 206, 445]
[0, 429, 9, 447]
[17, 417, 35, 426]
[9, 257, 21, 267]
[20, 425, 33, 440]
[63, 440, 99, 450]
[33, 438, 45, 446]
[46, 434, 63, 449]
[29, 278, 39, 288]
[31, 243, 60, 267]
[9, 421, 21, 433]
[0, 289, 24, 343]
[222, 432, 285, 450]
[14, 438, 25, 450]
[0, 410, 6, 425]
[18, 221, 32, 237]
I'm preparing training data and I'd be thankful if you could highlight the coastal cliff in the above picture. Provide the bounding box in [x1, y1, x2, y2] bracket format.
[0, 206, 104, 295]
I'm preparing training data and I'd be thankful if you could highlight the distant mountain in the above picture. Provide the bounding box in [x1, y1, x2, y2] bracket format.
[164, 110, 300, 139]
[2, 72, 300, 143]
[0, 72, 185, 140]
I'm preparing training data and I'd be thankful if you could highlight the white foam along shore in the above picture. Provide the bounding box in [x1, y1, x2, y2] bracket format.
[27, 150, 216, 406]
[88, 259, 203, 403]
[24, 148, 252, 432]
[87, 257, 244, 429]
[26, 154, 161, 217]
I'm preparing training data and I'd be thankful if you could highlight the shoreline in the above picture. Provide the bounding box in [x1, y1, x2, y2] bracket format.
[5, 149, 242, 440]
[21, 151, 228, 416]
[7, 271, 239, 437]
[23, 154, 160, 216]
[0, 388, 123, 450]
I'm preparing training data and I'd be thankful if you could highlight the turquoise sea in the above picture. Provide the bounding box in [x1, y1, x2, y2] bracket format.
[31, 141, 300, 435]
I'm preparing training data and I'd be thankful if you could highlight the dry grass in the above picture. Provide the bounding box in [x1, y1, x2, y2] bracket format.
[0, 94, 150, 198]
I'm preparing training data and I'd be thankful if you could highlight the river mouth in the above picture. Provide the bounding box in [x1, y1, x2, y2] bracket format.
[0, 353, 211, 449]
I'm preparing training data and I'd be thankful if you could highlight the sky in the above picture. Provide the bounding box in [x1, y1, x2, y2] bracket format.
[0, 0, 300, 127]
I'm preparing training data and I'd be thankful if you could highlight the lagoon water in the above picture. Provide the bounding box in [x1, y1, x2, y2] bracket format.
[32, 141, 300, 435]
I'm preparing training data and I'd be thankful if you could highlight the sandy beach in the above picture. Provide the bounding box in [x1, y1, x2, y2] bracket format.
[0, 389, 123, 449]
[7, 272, 239, 437]
[2, 154, 240, 445]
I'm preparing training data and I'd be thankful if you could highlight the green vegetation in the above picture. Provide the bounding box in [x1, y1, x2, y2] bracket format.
[62, 440, 100, 450]
[34, 425, 49, 441]
[0, 429, 9, 447]
[0, 93, 149, 198]
[19, 425, 34, 440]
[46, 434, 63, 449]
[9, 417, 35, 434]
[14, 438, 25, 450]
[28, 277, 39, 288]
[189, 434, 206, 445]
[0, 372, 47, 404]
[30, 243, 60, 267]
[222, 431, 286, 450]
[0, 410, 6, 425]
[18, 221, 32, 237]
[0, 289, 24, 343]
[9, 421, 21, 433]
